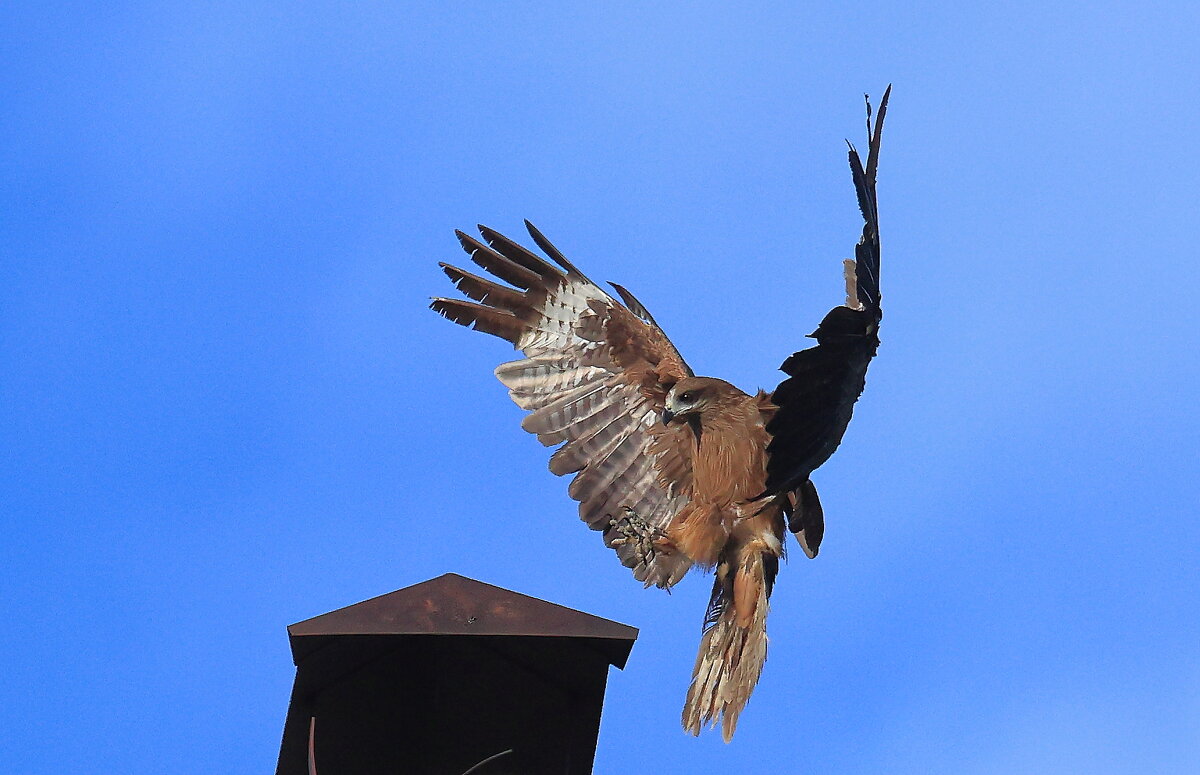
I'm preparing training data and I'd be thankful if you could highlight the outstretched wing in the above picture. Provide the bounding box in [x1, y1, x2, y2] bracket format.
[432, 221, 695, 588]
[764, 85, 891, 556]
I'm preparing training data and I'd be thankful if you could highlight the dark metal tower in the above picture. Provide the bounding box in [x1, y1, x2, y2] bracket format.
[276, 573, 638, 775]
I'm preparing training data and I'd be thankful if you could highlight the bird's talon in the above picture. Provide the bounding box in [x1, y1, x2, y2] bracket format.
[608, 507, 668, 565]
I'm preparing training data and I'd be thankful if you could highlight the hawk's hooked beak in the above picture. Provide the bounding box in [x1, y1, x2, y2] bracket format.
[661, 408, 676, 425]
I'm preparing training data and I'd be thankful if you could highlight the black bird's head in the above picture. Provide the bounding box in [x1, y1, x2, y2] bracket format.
[807, 305, 880, 344]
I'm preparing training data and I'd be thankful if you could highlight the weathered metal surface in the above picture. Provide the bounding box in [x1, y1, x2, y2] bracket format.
[276, 573, 639, 775]
[290, 572, 635, 634]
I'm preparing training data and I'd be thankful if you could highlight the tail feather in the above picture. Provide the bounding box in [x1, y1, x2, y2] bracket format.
[682, 552, 771, 742]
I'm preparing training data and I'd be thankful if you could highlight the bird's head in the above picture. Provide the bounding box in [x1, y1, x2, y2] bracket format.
[662, 377, 728, 426]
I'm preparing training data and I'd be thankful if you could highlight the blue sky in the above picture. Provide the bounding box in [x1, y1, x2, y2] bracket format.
[3, 2, 1199, 772]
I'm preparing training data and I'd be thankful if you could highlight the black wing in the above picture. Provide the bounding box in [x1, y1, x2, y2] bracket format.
[763, 86, 890, 557]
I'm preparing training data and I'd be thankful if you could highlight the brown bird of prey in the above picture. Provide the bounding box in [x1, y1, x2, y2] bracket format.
[431, 88, 889, 741]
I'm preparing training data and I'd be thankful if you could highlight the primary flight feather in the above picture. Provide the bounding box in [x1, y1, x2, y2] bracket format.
[431, 87, 890, 741]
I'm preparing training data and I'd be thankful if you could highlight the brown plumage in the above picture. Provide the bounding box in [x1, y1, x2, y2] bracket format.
[430, 87, 889, 740]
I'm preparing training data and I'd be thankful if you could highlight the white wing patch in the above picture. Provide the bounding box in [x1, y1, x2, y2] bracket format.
[497, 283, 691, 587]
[434, 226, 694, 589]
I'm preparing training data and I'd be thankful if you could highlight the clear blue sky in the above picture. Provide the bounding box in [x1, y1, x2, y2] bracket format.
[3, 2, 1198, 772]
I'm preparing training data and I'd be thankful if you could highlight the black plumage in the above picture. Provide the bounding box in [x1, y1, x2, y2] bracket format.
[763, 86, 890, 555]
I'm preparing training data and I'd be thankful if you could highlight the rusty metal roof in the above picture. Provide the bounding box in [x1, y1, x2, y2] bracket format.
[287, 572, 639, 667]
[277, 573, 640, 774]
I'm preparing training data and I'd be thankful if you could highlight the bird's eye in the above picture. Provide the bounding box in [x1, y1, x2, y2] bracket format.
[681, 391, 695, 403]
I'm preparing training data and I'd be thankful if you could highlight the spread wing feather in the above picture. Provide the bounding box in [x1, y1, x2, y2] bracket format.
[764, 85, 890, 555]
[608, 281, 695, 377]
[432, 222, 695, 588]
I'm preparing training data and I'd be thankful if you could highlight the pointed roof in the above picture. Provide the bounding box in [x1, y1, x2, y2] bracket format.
[287, 572, 639, 667]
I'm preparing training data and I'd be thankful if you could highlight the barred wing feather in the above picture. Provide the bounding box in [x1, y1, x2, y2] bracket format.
[431, 221, 694, 588]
